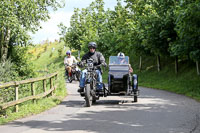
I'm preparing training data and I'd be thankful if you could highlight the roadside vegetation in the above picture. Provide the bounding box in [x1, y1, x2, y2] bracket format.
[0, 0, 66, 124]
[132, 55, 200, 101]
[0, 41, 67, 125]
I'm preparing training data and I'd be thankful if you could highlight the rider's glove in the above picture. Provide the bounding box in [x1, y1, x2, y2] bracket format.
[64, 63, 69, 66]
[77, 61, 84, 67]
[102, 62, 107, 67]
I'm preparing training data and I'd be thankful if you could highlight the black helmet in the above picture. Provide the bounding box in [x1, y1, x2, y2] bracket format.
[88, 42, 97, 49]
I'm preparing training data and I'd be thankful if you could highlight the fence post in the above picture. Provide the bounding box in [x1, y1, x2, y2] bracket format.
[0, 72, 58, 111]
[15, 85, 19, 112]
[31, 82, 36, 104]
[175, 56, 178, 75]
[139, 56, 142, 71]
[43, 79, 46, 92]
[50, 78, 53, 96]
[196, 61, 199, 76]
[55, 74, 57, 90]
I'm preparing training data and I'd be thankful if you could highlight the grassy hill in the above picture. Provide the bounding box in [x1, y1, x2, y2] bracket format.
[0, 41, 68, 125]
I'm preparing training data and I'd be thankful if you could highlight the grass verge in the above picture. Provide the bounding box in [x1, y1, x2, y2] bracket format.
[132, 56, 200, 101]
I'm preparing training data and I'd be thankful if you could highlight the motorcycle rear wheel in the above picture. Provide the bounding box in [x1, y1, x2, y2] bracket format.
[92, 96, 96, 104]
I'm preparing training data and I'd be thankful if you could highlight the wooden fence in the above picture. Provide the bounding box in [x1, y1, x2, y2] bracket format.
[0, 72, 58, 112]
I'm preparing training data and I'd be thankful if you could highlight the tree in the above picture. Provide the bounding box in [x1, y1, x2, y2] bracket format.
[59, 0, 107, 55]
[172, 0, 200, 75]
[0, 0, 64, 62]
[126, 0, 178, 72]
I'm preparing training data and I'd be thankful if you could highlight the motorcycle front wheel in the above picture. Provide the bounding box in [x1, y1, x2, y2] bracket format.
[76, 71, 80, 81]
[85, 84, 92, 107]
[68, 75, 73, 83]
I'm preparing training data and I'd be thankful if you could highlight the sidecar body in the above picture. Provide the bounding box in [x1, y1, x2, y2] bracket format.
[107, 56, 139, 102]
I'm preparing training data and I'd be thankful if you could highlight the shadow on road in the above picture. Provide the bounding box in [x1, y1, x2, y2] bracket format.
[7, 87, 200, 133]
[60, 100, 84, 107]
[8, 96, 188, 133]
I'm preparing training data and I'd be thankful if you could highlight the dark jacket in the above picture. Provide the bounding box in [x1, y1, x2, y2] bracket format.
[82, 51, 106, 66]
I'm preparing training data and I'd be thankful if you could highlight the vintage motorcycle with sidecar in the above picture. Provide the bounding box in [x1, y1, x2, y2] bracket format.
[78, 56, 139, 107]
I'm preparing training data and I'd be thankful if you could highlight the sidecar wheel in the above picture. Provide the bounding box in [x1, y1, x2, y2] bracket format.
[85, 84, 92, 107]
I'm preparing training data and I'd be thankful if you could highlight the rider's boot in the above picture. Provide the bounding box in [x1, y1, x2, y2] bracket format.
[77, 87, 84, 92]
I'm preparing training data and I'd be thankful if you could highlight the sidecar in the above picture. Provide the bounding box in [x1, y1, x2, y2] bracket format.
[106, 56, 139, 102]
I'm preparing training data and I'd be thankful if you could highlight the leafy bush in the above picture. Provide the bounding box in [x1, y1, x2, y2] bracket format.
[37, 53, 41, 59]
[44, 45, 48, 52]
[0, 59, 18, 83]
[57, 47, 63, 58]
[49, 52, 53, 58]
[0, 59, 18, 106]
[10, 46, 36, 79]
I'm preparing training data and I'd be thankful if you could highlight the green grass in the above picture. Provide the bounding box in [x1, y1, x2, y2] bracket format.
[132, 56, 200, 101]
[33, 42, 67, 71]
[0, 98, 60, 124]
[0, 41, 67, 125]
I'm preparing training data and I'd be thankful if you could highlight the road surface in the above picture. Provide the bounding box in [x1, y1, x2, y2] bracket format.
[0, 81, 200, 133]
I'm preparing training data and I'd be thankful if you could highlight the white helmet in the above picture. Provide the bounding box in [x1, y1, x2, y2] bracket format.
[117, 52, 125, 59]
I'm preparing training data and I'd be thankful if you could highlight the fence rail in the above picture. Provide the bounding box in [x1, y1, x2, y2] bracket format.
[0, 72, 58, 112]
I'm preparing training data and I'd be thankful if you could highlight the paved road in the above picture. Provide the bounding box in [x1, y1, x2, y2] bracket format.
[0, 81, 200, 133]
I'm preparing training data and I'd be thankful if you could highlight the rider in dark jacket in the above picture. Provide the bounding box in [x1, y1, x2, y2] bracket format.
[78, 42, 106, 92]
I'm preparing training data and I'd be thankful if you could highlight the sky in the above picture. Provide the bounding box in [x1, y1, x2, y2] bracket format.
[30, 0, 123, 44]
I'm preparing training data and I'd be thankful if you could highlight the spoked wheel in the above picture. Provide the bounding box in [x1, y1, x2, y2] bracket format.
[85, 84, 92, 107]
[68, 75, 73, 83]
[76, 72, 80, 81]
[132, 74, 138, 102]
[65, 71, 72, 83]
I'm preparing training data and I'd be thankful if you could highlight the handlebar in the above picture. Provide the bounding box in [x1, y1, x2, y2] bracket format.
[65, 63, 78, 67]
[77, 58, 107, 69]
